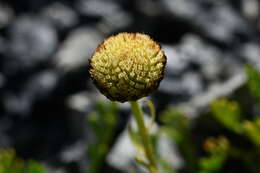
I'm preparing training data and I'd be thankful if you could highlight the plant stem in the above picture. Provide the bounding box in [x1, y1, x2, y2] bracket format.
[130, 101, 158, 173]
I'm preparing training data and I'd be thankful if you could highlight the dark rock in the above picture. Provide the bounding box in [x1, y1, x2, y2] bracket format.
[0, 73, 6, 89]
[3, 71, 57, 116]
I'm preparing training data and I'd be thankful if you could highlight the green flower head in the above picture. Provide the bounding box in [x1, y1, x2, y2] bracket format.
[89, 32, 166, 102]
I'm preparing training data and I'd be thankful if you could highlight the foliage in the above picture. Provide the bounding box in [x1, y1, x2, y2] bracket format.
[156, 65, 260, 173]
[160, 108, 197, 173]
[211, 99, 243, 134]
[4, 65, 260, 173]
[246, 65, 260, 103]
[0, 149, 46, 173]
[198, 136, 229, 173]
[87, 100, 119, 173]
[86, 63, 260, 173]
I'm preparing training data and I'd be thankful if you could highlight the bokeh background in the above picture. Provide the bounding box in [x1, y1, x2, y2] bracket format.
[1, 0, 260, 173]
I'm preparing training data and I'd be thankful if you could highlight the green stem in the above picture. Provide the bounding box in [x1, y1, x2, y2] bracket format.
[130, 101, 158, 173]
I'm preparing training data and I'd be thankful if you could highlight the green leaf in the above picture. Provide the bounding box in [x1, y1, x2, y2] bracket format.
[25, 160, 46, 173]
[0, 149, 45, 173]
[246, 65, 260, 103]
[199, 155, 225, 173]
[87, 100, 119, 173]
[243, 118, 260, 146]
[211, 99, 243, 134]
[199, 136, 229, 173]
[159, 107, 197, 173]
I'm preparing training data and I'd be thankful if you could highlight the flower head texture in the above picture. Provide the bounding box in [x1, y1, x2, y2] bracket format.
[89, 32, 166, 102]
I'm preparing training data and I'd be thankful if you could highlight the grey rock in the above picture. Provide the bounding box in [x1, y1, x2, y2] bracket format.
[181, 72, 203, 96]
[239, 43, 260, 69]
[157, 133, 184, 170]
[76, 0, 132, 33]
[160, 71, 203, 97]
[76, 0, 120, 18]
[8, 15, 57, 67]
[241, 0, 259, 21]
[159, 77, 187, 95]
[176, 34, 222, 80]
[4, 93, 32, 116]
[134, 0, 164, 16]
[0, 131, 10, 147]
[41, 2, 78, 29]
[0, 118, 12, 147]
[23, 70, 58, 99]
[0, 3, 14, 28]
[162, 0, 248, 43]
[198, 5, 248, 43]
[61, 141, 86, 162]
[177, 72, 246, 118]
[3, 71, 58, 116]
[162, 0, 200, 19]
[178, 35, 220, 64]
[66, 91, 99, 113]
[0, 36, 7, 54]
[54, 27, 103, 72]
[107, 115, 183, 172]
[0, 73, 6, 89]
[163, 45, 188, 75]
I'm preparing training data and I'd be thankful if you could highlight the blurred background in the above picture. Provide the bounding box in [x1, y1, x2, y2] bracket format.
[1, 0, 260, 173]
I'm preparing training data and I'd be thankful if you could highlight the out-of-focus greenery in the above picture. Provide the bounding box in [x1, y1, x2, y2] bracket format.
[198, 136, 229, 173]
[2, 65, 260, 173]
[211, 99, 243, 134]
[0, 149, 46, 173]
[87, 65, 260, 173]
[87, 101, 118, 173]
[246, 65, 260, 103]
[157, 65, 260, 173]
[159, 108, 197, 173]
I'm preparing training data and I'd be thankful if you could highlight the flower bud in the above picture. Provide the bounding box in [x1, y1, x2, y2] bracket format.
[89, 33, 166, 102]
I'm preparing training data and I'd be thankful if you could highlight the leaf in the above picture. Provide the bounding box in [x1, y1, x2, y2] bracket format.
[242, 118, 260, 147]
[211, 99, 243, 134]
[246, 65, 260, 103]
[199, 136, 230, 173]
[25, 160, 46, 173]
[0, 149, 46, 173]
[199, 155, 225, 173]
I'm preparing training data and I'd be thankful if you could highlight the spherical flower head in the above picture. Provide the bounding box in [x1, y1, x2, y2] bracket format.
[89, 32, 166, 102]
